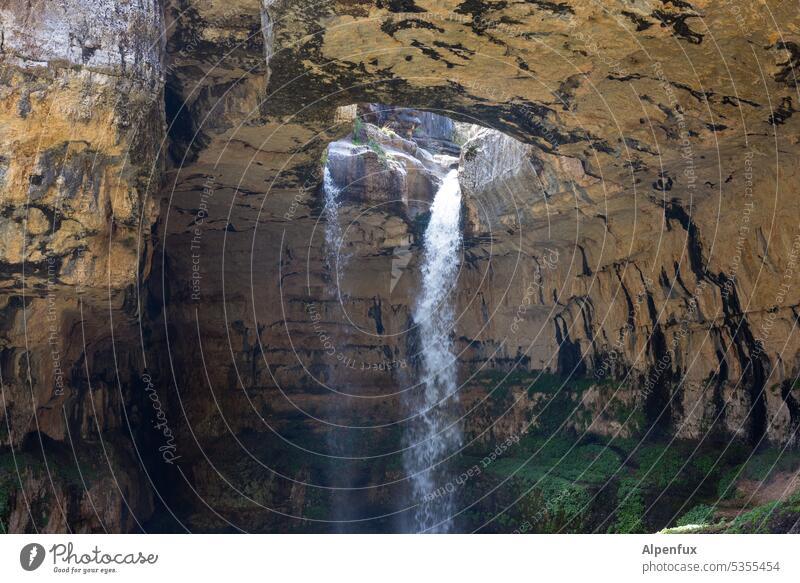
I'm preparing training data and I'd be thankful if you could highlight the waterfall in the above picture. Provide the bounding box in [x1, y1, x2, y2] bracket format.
[260, 0, 277, 88]
[322, 164, 346, 279]
[406, 169, 463, 532]
[321, 160, 360, 530]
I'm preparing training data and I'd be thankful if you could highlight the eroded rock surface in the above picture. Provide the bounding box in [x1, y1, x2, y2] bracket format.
[0, 0, 165, 532]
[2, 0, 800, 533]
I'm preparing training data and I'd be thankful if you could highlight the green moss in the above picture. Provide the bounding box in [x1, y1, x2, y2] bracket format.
[785, 488, 800, 513]
[689, 451, 718, 477]
[0, 446, 106, 532]
[609, 477, 645, 533]
[725, 501, 781, 534]
[741, 449, 800, 481]
[483, 435, 625, 487]
[379, 125, 399, 139]
[367, 138, 389, 166]
[716, 468, 739, 500]
[472, 369, 611, 433]
[712, 488, 800, 534]
[539, 477, 592, 526]
[717, 449, 800, 500]
[353, 117, 364, 143]
[470, 433, 631, 531]
[468, 430, 800, 534]
[676, 504, 716, 527]
[607, 396, 646, 432]
[633, 444, 686, 489]
[526, 373, 565, 396]
[459, 366, 800, 534]
[607, 442, 727, 533]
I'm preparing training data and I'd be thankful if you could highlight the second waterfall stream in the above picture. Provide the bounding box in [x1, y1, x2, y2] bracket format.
[406, 168, 464, 532]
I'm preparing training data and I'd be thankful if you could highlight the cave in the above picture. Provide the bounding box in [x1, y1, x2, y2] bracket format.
[2, 0, 800, 538]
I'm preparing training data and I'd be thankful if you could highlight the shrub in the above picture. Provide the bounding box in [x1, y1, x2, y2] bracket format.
[379, 125, 399, 138]
[463, 141, 479, 161]
[610, 478, 645, 533]
[353, 117, 364, 143]
[677, 504, 715, 527]
[725, 501, 781, 534]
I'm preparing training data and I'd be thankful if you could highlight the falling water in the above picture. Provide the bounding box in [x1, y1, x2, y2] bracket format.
[406, 169, 463, 532]
[321, 160, 362, 530]
[322, 164, 346, 278]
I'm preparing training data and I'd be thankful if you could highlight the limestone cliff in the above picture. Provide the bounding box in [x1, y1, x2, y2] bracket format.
[2, 0, 800, 533]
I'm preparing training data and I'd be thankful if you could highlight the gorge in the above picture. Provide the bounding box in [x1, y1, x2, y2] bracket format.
[1, 0, 800, 535]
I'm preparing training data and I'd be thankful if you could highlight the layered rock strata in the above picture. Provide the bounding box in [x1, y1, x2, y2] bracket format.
[1, 0, 800, 532]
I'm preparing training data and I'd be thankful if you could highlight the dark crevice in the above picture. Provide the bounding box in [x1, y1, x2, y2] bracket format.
[554, 313, 586, 377]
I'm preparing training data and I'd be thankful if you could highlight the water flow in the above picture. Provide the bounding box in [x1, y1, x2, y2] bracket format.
[407, 169, 463, 532]
[323, 165, 346, 279]
[322, 160, 363, 533]
[321, 162, 356, 529]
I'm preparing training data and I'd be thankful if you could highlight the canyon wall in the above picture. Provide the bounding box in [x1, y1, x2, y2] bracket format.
[1, 0, 800, 532]
[0, 0, 165, 532]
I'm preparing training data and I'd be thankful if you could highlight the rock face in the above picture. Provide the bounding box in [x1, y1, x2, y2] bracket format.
[325, 111, 453, 214]
[0, 0, 165, 533]
[2, 0, 800, 533]
[0, 0, 163, 289]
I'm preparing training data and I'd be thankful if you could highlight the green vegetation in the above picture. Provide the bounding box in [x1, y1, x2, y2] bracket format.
[1, 449, 83, 487]
[541, 478, 592, 525]
[379, 125, 399, 139]
[717, 448, 800, 500]
[467, 433, 628, 532]
[458, 367, 800, 533]
[676, 503, 716, 527]
[607, 398, 646, 433]
[463, 141, 479, 161]
[350, 118, 394, 168]
[0, 444, 110, 533]
[367, 138, 388, 166]
[609, 477, 645, 533]
[634, 443, 686, 489]
[725, 501, 782, 534]
[666, 488, 800, 534]
[738, 449, 800, 480]
[482, 434, 625, 486]
[352, 117, 364, 143]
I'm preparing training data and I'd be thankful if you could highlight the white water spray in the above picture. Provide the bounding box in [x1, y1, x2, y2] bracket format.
[322, 164, 346, 277]
[407, 169, 463, 532]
